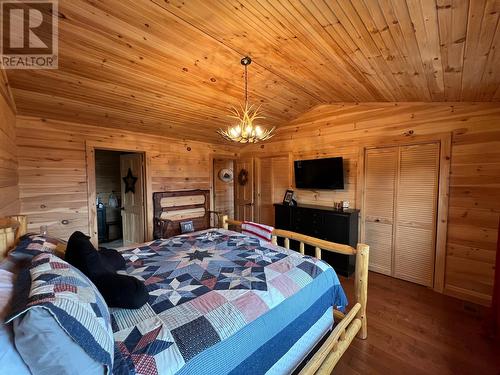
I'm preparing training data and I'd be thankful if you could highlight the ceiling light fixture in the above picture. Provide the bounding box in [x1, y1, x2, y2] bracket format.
[218, 56, 275, 143]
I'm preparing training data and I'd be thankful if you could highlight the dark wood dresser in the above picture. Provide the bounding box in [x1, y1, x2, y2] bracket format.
[274, 203, 360, 277]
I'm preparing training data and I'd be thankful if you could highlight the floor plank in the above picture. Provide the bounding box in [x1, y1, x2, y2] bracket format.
[335, 272, 500, 374]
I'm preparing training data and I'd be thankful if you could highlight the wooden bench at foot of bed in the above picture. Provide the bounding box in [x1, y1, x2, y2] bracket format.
[221, 215, 369, 375]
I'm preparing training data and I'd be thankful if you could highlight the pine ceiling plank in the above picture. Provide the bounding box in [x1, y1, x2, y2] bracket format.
[376, 0, 433, 100]
[392, 0, 443, 100]
[58, 0, 311, 113]
[478, 5, 500, 100]
[160, 0, 369, 101]
[198, 0, 342, 99]
[297, 0, 383, 100]
[263, 0, 366, 100]
[437, 0, 468, 101]
[372, 0, 430, 101]
[461, 0, 499, 100]
[156, 0, 343, 101]
[331, 0, 410, 100]
[319, 0, 399, 100]
[266, 0, 377, 101]
[309, 0, 394, 101]
[406, 0, 445, 100]
[352, 0, 423, 100]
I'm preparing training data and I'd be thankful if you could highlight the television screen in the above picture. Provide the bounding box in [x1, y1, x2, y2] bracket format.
[294, 157, 344, 189]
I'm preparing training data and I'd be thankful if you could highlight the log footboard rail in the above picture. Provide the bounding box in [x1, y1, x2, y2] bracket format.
[221, 215, 369, 374]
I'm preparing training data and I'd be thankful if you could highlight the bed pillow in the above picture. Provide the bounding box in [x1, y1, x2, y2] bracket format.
[6, 253, 114, 374]
[13, 309, 105, 375]
[15, 233, 67, 254]
[65, 231, 148, 308]
[0, 269, 31, 375]
[6, 233, 67, 268]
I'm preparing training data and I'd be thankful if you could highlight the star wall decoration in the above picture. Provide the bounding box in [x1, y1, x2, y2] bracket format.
[123, 168, 138, 193]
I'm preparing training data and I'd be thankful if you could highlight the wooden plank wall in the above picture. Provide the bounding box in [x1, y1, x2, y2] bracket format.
[16, 116, 237, 240]
[242, 102, 500, 306]
[0, 73, 19, 216]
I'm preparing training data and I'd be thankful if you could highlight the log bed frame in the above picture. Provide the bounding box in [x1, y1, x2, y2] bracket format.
[222, 215, 369, 374]
[0, 215, 28, 260]
[0, 215, 369, 374]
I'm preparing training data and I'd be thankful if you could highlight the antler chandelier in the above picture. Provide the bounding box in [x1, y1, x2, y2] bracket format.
[218, 57, 275, 143]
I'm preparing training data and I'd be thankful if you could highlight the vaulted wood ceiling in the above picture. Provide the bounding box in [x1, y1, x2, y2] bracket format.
[5, 0, 500, 143]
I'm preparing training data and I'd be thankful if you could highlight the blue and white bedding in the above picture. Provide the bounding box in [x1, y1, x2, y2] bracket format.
[6, 252, 114, 373]
[112, 228, 348, 375]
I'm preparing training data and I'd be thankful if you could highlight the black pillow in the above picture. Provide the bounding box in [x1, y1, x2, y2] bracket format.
[65, 231, 108, 278]
[65, 231, 148, 309]
[93, 273, 149, 309]
[98, 247, 126, 272]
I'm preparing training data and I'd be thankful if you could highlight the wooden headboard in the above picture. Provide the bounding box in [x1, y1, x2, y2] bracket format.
[153, 190, 211, 239]
[0, 215, 28, 260]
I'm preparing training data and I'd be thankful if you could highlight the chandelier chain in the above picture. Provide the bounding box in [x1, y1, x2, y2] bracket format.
[244, 63, 248, 107]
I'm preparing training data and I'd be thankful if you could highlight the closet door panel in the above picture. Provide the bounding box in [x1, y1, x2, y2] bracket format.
[394, 143, 439, 286]
[365, 221, 393, 275]
[395, 226, 435, 285]
[364, 147, 398, 275]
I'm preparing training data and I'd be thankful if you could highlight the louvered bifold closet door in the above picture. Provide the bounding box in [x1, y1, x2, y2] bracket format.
[394, 143, 439, 287]
[364, 147, 398, 276]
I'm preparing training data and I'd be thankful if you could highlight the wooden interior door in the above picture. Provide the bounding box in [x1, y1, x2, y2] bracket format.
[256, 156, 290, 226]
[235, 157, 254, 222]
[364, 147, 398, 276]
[393, 143, 439, 287]
[213, 158, 235, 218]
[120, 153, 145, 246]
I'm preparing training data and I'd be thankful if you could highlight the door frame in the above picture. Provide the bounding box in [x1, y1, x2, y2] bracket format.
[85, 141, 153, 246]
[209, 153, 237, 226]
[356, 132, 451, 293]
[233, 157, 256, 222]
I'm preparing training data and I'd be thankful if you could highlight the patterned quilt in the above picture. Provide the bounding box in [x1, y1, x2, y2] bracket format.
[112, 229, 347, 375]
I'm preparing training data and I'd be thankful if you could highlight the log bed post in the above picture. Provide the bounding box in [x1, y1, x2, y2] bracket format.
[8, 215, 28, 241]
[222, 215, 229, 230]
[355, 243, 369, 339]
[0, 215, 28, 260]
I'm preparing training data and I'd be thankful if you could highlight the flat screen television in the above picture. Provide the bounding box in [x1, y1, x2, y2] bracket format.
[294, 157, 344, 189]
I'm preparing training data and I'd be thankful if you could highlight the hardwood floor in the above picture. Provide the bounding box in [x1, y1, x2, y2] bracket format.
[335, 272, 500, 375]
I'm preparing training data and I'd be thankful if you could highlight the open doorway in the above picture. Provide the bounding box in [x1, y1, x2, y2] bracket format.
[213, 158, 236, 223]
[94, 150, 146, 249]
